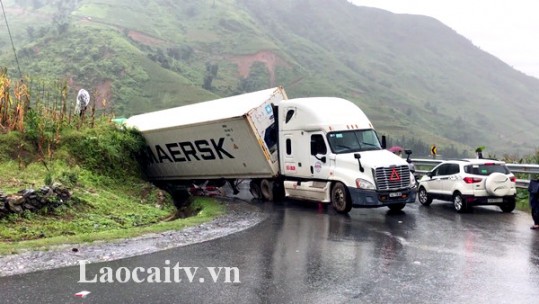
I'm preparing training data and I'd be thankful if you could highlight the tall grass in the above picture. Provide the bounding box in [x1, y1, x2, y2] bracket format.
[0, 68, 27, 133]
[0, 68, 119, 169]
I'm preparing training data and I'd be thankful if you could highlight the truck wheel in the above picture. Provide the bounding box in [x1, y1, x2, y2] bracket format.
[249, 180, 263, 200]
[388, 203, 406, 212]
[272, 180, 285, 202]
[331, 182, 352, 214]
[260, 179, 274, 201]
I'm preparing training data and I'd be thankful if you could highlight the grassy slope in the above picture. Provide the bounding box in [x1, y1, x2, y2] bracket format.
[2, 0, 539, 156]
[0, 122, 225, 255]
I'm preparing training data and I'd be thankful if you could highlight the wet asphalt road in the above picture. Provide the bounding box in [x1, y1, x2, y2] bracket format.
[1, 199, 539, 304]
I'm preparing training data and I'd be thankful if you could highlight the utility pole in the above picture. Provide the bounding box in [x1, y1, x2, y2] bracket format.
[0, 0, 22, 78]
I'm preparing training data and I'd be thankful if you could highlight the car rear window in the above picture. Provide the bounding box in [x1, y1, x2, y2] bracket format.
[464, 164, 509, 176]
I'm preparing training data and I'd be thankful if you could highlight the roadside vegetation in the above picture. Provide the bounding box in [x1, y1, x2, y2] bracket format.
[0, 70, 224, 255]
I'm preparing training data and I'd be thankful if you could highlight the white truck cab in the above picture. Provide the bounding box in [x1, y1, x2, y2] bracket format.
[274, 97, 416, 213]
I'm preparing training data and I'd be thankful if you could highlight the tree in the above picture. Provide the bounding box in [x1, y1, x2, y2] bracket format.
[26, 26, 35, 39]
[202, 62, 219, 90]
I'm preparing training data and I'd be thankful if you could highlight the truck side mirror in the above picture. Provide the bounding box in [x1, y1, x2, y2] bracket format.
[354, 153, 364, 172]
[405, 149, 412, 163]
[381, 135, 387, 149]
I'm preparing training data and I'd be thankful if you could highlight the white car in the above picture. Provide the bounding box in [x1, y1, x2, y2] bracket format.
[417, 159, 517, 213]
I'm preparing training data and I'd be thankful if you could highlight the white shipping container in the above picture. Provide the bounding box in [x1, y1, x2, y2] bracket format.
[125, 87, 287, 181]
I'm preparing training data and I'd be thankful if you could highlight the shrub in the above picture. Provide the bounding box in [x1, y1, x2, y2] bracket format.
[60, 119, 146, 177]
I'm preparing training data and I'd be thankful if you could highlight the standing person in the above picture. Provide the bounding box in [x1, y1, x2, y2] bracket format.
[475, 147, 484, 159]
[75, 89, 90, 117]
[528, 179, 539, 230]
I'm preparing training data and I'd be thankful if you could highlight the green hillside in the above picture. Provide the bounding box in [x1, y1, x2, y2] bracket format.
[1, 0, 539, 156]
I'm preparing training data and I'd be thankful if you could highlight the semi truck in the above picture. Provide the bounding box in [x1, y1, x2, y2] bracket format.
[125, 87, 416, 214]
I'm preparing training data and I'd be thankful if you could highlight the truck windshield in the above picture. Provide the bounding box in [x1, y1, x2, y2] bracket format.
[327, 129, 382, 154]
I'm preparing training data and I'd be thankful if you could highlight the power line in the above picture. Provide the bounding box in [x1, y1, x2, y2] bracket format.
[0, 0, 22, 78]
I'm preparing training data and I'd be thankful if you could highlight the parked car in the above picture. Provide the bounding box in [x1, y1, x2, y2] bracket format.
[417, 159, 517, 213]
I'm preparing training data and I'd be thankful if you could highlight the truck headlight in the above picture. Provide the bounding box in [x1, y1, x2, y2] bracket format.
[356, 178, 375, 190]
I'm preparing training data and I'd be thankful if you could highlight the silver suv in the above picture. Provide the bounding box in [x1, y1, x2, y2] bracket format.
[417, 159, 517, 213]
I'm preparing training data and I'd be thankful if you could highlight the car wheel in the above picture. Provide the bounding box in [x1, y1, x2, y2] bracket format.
[499, 199, 516, 213]
[418, 187, 433, 206]
[485, 172, 512, 196]
[453, 193, 468, 213]
[331, 182, 352, 214]
[388, 203, 406, 211]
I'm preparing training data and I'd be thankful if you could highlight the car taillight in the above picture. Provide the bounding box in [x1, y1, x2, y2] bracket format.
[463, 177, 482, 184]
[510, 176, 516, 183]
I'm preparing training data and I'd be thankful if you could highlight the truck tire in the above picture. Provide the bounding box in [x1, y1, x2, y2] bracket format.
[260, 179, 274, 201]
[331, 182, 352, 214]
[249, 180, 263, 200]
[272, 180, 285, 202]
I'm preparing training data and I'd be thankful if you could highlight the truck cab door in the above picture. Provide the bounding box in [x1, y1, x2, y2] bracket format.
[283, 133, 332, 202]
[309, 133, 331, 180]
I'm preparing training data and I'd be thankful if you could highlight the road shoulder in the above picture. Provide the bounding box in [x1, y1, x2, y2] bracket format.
[0, 198, 266, 277]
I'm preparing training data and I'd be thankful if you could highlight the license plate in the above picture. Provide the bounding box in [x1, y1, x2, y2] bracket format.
[488, 198, 503, 203]
[389, 192, 402, 198]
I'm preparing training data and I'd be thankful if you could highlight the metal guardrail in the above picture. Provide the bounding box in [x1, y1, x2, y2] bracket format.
[411, 158, 539, 189]
[506, 164, 539, 188]
[410, 158, 442, 176]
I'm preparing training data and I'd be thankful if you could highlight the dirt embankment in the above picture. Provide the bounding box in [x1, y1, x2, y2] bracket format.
[230, 51, 289, 86]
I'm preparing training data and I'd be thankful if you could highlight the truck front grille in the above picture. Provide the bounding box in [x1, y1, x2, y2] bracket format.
[375, 165, 410, 191]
